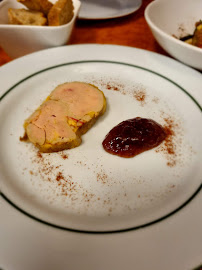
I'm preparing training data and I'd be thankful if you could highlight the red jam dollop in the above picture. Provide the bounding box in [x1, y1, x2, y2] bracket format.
[102, 117, 166, 158]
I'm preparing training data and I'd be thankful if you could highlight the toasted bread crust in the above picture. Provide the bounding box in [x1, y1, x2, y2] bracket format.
[192, 21, 202, 48]
[8, 8, 47, 25]
[17, 0, 53, 15]
[48, 0, 74, 26]
[9, 0, 74, 26]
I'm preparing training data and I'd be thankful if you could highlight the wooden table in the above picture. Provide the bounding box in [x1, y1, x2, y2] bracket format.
[0, 0, 168, 67]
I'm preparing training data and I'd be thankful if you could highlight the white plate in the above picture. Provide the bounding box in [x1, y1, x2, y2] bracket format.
[78, 0, 142, 20]
[0, 45, 201, 270]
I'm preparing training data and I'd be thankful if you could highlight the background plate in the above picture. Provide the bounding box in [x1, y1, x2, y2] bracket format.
[78, 0, 142, 20]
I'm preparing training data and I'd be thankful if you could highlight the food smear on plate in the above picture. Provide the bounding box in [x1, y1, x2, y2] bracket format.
[20, 82, 106, 152]
[8, 0, 74, 26]
[177, 20, 202, 48]
[102, 117, 167, 158]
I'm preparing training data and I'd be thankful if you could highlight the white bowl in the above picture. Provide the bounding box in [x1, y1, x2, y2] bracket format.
[145, 0, 202, 70]
[0, 0, 81, 59]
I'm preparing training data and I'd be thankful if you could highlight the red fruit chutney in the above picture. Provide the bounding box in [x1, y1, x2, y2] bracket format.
[102, 117, 167, 158]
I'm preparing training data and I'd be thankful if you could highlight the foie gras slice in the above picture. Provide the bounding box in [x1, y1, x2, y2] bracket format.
[21, 82, 106, 152]
[49, 82, 106, 132]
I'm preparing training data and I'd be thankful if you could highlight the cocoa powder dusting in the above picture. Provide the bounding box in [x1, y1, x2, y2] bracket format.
[164, 121, 175, 155]
[37, 151, 43, 159]
[91, 79, 126, 95]
[30, 151, 102, 204]
[156, 116, 179, 167]
[56, 172, 64, 181]
[58, 152, 69, 159]
[97, 172, 108, 184]
[106, 84, 119, 91]
[133, 90, 146, 105]
[31, 151, 79, 200]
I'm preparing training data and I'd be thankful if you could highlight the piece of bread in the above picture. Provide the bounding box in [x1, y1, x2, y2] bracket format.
[8, 8, 47, 25]
[21, 82, 107, 152]
[48, 0, 74, 26]
[17, 0, 53, 15]
[192, 21, 202, 48]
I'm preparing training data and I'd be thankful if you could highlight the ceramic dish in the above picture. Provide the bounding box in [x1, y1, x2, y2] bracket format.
[145, 0, 202, 70]
[78, 0, 142, 20]
[0, 0, 81, 58]
[0, 44, 201, 270]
